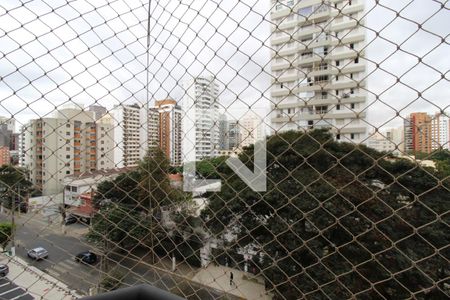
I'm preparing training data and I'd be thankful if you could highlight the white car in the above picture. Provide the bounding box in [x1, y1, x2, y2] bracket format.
[27, 247, 49, 260]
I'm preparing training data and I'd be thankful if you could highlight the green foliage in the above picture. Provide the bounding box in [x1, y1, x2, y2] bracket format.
[0, 222, 13, 249]
[0, 165, 32, 211]
[196, 156, 230, 179]
[93, 148, 184, 210]
[202, 129, 450, 298]
[87, 205, 152, 249]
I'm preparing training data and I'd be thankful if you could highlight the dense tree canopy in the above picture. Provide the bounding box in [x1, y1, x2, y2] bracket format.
[201, 129, 450, 299]
[90, 148, 189, 257]
[0, 165, 32, 211]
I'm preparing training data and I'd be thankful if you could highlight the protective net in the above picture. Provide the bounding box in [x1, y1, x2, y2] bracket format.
[0, 0, 448, 299]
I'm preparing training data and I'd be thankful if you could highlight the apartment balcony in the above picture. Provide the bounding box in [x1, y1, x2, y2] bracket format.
[330, 18, 358, 32]
[296, 54, 323, 66]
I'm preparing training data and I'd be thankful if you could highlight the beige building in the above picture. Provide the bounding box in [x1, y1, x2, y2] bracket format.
[22, 107, 114, 195]
[238, 114, 264, 148]
[270, 0, 367, 143]
[110, 103, 148, 168]
[367, 128, 404, 156]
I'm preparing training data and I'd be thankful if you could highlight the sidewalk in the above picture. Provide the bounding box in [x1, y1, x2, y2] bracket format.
[192, 265, 271, 300]
[0, 253, 82, 299]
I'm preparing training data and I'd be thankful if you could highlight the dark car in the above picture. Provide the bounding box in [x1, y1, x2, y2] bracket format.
[0, 264, 8, 276]
[75, 251, 98, 265]
[64, 215, 78, 225]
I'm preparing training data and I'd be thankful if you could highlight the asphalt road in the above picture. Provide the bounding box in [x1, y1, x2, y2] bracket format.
[0, 212, 238, 299]
[0, 213, 100, 293]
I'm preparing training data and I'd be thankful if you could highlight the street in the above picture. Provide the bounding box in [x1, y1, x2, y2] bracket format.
[0, 212, 237, 299]
[0, 212, 100, 293]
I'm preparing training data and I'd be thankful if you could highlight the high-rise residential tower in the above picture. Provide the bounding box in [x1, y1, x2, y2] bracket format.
[431, 113, 449, 151]
[148, 100, 183, 166]
[110, 103, 148, 168]
[182, 75, 220, 162]
[404, 112, 432, 154]
[219, 114, 230, 151]
[270, 0, 368, 143]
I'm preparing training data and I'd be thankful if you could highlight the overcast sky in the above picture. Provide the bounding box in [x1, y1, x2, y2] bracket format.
[0, 0, 448, 132]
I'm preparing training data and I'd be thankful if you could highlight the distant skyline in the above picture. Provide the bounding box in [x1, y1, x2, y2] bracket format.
[0, 0, 448, 132]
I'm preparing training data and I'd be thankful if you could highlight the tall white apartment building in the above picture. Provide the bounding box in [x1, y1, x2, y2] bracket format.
[22, 107, 114, 195]
[270, 0, 368, 143]
[431, 113, 449, 151]
[148, 100, 183, 166]
[110, 103, 148, 168]
[182, 75, 220, 162]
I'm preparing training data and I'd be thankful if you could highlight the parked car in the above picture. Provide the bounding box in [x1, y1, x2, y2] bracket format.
[27, 247, 49, 260]
[0, 264, 9, 276]
[75, 251, 97, 265]
[64, 215, 78, 225]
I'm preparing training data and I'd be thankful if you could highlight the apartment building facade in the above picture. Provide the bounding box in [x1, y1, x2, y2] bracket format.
[182, 75, 220, 162]
[404, 112, 432, 154]
[148, 100, 182, 166]
[0, 146, 10, 166]
[239, 114, 264, 148]
[110, 103, 148, 168]
[431, 113, 449, 151]
[22, 108, 114, 195]
[270, 0, 367, 143]
[367, 128, 404, 156]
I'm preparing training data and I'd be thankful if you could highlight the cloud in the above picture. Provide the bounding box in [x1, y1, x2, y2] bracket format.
[0, 0, 448, 132]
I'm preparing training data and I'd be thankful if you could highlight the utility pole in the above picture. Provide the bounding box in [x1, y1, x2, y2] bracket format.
[11, 186, 16, 256]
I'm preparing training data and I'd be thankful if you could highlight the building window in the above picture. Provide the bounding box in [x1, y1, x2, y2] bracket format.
[354, 57, 359, 64]
[336, 134, 340, 140]
[350, 88, 355, 94]
[350, 73, 353, 79]
[351, 133, 355, 140]
[336, 60, 340, 66]
[66, 171, 70, 174]
[66, 147, 70, 151]
[66, 124, 70, 128]
[336, 104, 341, 110]
[350, 43, 354, 49]
[336, 90, 339, 95]
[351, 103, 355, 109]
[66, 155, 70, 159]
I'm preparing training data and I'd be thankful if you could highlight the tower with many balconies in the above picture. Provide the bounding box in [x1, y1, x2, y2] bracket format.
[270, 0, 368, 143]
[182, 75, 220, 163]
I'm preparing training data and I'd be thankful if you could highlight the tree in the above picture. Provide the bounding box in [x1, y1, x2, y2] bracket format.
[202, 129, 450, 299]
[90, 148, 190, 264]
[0, 222, 13, 249]
[0, 165, 32, 211]
[87, 204, 152, 250]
